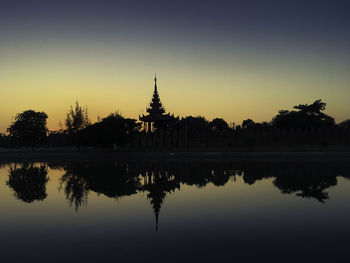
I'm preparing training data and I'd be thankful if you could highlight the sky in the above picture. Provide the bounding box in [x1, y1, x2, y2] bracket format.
[1, 0, 349, 131]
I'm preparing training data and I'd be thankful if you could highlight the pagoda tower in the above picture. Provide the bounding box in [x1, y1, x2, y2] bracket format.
[139, 77, 172, 132]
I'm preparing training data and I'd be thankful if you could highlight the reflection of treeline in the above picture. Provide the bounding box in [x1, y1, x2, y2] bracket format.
[1, 99, 350, 149]
[56, 162, 237, 211]
[4, 161, 350, 229]
[58, 163, 141, 210]
[241, 162, 350, 203]
[53, 161, 350, 212]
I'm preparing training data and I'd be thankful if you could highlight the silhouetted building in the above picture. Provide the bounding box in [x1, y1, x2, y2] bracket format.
[139, 77, 172, 132]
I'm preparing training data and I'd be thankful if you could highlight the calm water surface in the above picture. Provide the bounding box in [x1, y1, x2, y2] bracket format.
[0, 161, 349, 262]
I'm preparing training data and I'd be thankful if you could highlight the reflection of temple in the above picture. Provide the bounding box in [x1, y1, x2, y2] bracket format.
[139, 77, 173, 132]
[139, 170, 180, 231]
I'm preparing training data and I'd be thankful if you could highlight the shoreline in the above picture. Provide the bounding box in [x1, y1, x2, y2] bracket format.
[1, 149, 350, 163]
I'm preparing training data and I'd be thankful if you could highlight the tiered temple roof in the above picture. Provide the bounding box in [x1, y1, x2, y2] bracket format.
[139, 77, 172, 123]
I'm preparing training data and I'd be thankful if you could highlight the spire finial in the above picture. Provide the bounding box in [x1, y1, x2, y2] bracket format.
[154, 74, 157, 92]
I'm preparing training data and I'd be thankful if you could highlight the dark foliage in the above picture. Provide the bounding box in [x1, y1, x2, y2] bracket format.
[273, 174, 337, 203]
[82, 113, 141, 148]
[242, 119, 256, 129]
[7, 110, 48, 149]
[178, 116, 210, 133]
[65, 101, 90, 149]
[47, 130, 70, 147]
[59, 163, 141, 211]
[65, 101, 90, 133]
[0, 133, 11, 147]
[6, 164, 49, 203]
[153, 115, 180, 131]
[339, 119, 350, 129]
[209, 118, 230, 132]
[271, 99, 335, 129]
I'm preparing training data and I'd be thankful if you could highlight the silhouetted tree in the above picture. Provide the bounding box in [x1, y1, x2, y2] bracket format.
[210, 118, 229, 132]
[0, 133, 10, 148]
[235, 124, 242, 131]
[7, 164, 49, 202]
[242, 119, 256, 129]
[47, 130, 70, 147]
[83, 112, 141, 148]
[272, 99, 335, 129]
[241, 119, 258, 150]
[178, 116, 210, 133]
[7, 110, 48, 150]
[339, 119, 350, 129]
[293, 99, 326, 113]
[65, 101, 90, 148]
[153, 115, 180, 131]
[65, 101, 90, 133]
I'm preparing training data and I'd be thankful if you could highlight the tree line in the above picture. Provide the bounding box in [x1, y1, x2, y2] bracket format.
[1, 99, 349, 150]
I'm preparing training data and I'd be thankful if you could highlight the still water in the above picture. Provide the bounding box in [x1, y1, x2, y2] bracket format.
[0, 160, 349, 262]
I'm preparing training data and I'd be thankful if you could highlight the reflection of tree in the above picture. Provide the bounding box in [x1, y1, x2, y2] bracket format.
[175, 163, 211, 188]
[210, 168, 230, 186]
[59, 163, 141, 211]
[241, 163, 344, 203]
[86, 164, 140, 199]
[60, 168, 89, 211]
[7, 164, 49, 203]
[273, 174, 337, 203]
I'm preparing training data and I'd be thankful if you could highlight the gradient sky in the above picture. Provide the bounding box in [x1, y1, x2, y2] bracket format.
[1, 0, 349, 131]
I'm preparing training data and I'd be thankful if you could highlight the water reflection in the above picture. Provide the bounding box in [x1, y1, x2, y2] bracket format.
[6, 163, 49, 203]
[2, 160, 350, 263]
[139, 169, 180, 231]
[273, 173, 337, 203]
[59, 163, 141, 211]
[242, 163, 347, 203]
[4, 161, 350, 224]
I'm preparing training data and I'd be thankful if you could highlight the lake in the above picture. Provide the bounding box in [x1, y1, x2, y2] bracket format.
[1, 160, 349, 262]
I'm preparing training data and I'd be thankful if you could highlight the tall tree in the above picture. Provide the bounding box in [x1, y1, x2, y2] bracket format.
[65, 101, 90, 133]
[7, 110, 48, 150]
[65, 101, 90, 148]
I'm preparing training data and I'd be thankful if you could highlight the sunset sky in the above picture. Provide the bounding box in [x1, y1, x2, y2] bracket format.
[1, 0, 349, 132]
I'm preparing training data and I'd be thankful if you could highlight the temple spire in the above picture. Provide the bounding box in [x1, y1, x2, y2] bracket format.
[154, 75, 157, 92]
[139, 76, 173, 132]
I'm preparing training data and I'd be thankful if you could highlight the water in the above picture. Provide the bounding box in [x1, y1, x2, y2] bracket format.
[0, 160, 349, 262]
